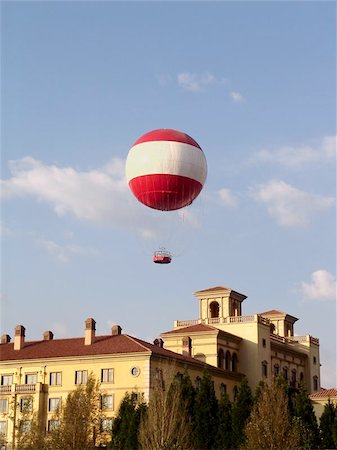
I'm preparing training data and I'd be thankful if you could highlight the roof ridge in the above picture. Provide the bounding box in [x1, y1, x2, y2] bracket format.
[124, 334, 152, 353]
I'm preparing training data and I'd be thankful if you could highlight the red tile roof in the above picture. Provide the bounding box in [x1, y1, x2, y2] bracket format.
[0, 335, 146, 361]
[161, 323, 218, 335]
[260, 309, 285, 315]
[0, 333, 223, 370]
[310, 388, 337, 399]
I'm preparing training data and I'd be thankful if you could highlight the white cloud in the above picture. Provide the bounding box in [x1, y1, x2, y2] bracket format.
[218, 188, 238, 208]
[177, 72, 216, 92]
[251, 180, 335, 227]
[254, 135, 336, 168]
[1, 156, 200, 240]
[37, 238, 98, 263]
[229, 91, 246, 103]
[299, 270, 337, 301]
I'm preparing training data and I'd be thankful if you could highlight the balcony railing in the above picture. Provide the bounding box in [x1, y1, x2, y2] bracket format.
[175, 314, 271, 328]
[271, 334, 320, 346]
[15, 384, 36, 393]
[0, 385, 11, 394]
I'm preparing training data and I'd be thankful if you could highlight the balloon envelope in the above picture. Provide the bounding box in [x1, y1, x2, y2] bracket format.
[126, 129, 207, 211]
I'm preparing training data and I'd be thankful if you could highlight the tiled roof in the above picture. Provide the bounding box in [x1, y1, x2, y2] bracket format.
[194, 286, 231, 294]
[0, 335, 147, 361]
[260, 309, 285, 315]
[161, 323, 218, 335]
[0, 333, 224, 370]
[310, 388, 337, 399]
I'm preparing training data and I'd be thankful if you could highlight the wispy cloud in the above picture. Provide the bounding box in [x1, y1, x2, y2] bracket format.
[218, 188, 238, 208]
[229, 91, 246, 103]
[1, 156, 200, 240]
[177, 72, 217, 92]
[297, 270, 336, 301]
[250, 180, 335, 227]
[253, 135, 336, 168]
[37, 238, 98, 263]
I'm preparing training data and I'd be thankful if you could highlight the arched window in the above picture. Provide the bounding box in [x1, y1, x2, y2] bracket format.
[273, 364, 279, 378]
[282, 367, 288, 381]
[232, 353, 238, 372]
[225, 351, 231, 370]
[233, 385, 238, 400]
[195, 376, 201, 389]
[217, 349, 225, 369]
[300, 372, 304, 384]
[220, 383, 227, 395]
[210, 301, 220, 318]
[261, 361, 268, 378]
[291, 369, 297, 387]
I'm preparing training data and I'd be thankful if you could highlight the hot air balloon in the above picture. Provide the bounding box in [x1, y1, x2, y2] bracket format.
[125, 129, 207, 263]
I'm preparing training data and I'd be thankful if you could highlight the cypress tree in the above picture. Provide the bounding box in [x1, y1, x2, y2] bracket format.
[215, 392, 232, 450]
[193, 370, 219, 450]
[293, 384, 320, 449]
[111, 392, 145, 450]
[231, 377, 253, 449]
[320, 398, 337, 449]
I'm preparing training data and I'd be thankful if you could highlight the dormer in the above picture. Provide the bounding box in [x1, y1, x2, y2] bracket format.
[260, 310, 298, 337]
[194, 286, 247, 321]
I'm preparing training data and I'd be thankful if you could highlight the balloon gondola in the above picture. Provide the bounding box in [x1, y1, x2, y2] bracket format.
[126, 129, 207, 263]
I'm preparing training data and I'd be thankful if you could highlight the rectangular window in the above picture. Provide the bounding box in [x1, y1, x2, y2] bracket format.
[20, 420, 31, 433]
[101, 394, 114, 410]
[75, 370, 87, 385]
[48, 419, 60, 432]
[262, 338, 266, 348]
[25, 373, 37, 385]
[1, 375, 13, 386]
[20, 398, 33, 412]
[0, 399, 8, 413]
[48, 398, 61, 412]
[0, 421, 7, 436]
[50, 372, 62, 386]
[101, 418, 113, 432]
[101, 368, 113, 383]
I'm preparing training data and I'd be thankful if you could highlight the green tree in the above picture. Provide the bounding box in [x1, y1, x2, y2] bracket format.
[293, 384, 320, 449]
[177, 371, 196, 426]
[320, 398, 337, 449]
[243, 381, 301, 450]
[111, 392, 146, 450]
[215, 392, 232, 450]
[231, 377, 253, 449]
[47, 373, 104, 450]
[193, 370, 218, 450]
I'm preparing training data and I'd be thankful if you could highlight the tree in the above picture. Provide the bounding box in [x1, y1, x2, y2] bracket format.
[215, 392, 232, 450]
[15, 395, 46, 450]
[293, 384, 320, 449]
[193, 370, 218, 450]
[320, 398, 337, 449]
[111, 392, 146, 450]
[243, 381, 301, 450]
[138, 366, 192, 450]
[47, 373, 105, 450]
[231, 377, 253, 449]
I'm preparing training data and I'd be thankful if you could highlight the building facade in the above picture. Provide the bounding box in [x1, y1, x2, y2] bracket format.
[0, 284, 321, 448]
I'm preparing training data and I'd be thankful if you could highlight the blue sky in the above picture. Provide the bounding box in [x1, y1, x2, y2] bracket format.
[1, 2, 336, 387]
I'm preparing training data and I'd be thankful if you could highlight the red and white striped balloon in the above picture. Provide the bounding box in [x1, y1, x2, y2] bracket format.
[126, 129, 207, 211]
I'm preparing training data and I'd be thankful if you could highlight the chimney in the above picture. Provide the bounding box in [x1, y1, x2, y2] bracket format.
[85, 318, 96, 345]
[153, 338, 164, 348]
[43, 331, 54, 341]
[111, 325, 122, 336]
[14, 325, 25, 350]
[182, 336, 192, 356]
[0, 334, 11, 344]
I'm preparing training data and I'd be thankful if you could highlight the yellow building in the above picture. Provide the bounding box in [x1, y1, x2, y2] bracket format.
[310, 388, 337, 419]
[0, 315, 242, 448]
[0, 284, 321, 448]
[161, 286, 320, 394]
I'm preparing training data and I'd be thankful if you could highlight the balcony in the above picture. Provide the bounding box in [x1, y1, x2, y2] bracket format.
[15, 384, 37, 393]
[174, 314, 270, 328]
[0, 385, 12, 394]
[270, 334, 319, 346]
